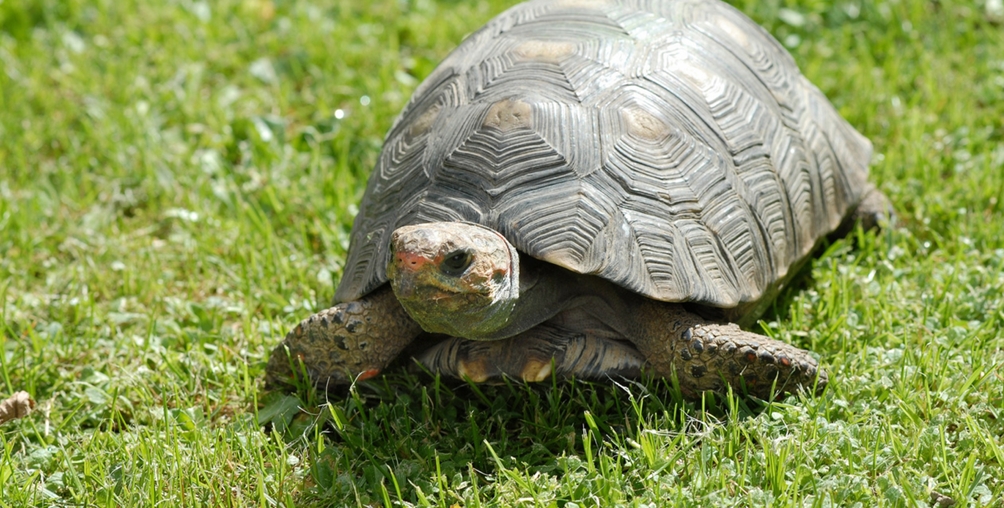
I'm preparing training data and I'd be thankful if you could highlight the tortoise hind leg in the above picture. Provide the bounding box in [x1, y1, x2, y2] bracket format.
[414, 324, 644, 383]
[852, 184, 896, 231]
[266, 285, 423, 390]
[628, 302, 827, 399]
[830, 184, 896, 239]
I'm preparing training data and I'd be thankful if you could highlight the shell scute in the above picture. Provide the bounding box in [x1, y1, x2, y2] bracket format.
[335, 0, 872, 310]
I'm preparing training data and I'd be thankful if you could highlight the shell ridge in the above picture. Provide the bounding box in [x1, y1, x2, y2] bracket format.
[335, 0, 874, 310]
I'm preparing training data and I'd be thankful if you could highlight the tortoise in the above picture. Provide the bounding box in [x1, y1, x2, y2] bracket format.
[266, 0, 893, 399]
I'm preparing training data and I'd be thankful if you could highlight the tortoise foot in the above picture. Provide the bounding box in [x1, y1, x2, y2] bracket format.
[665, 322, 827, 399]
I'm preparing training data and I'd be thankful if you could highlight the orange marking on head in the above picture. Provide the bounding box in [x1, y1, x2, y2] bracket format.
[357, 369, 380, 381]
[395, 251, 434, 272]
[491, 268, 509, 282]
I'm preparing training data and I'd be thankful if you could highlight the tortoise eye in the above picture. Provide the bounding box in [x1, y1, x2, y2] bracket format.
[440, 250, 472, 276]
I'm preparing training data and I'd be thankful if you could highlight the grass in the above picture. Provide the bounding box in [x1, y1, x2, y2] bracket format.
[1, 0, 1002, 505]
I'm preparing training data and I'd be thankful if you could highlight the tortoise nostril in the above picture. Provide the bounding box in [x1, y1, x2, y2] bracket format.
[396, 251, 429, 271]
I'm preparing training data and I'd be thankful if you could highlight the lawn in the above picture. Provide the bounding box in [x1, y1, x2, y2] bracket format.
[1, 0, 1002, 506]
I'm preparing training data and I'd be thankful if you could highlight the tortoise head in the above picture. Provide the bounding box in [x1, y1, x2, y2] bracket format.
[387, 222, 520, 339]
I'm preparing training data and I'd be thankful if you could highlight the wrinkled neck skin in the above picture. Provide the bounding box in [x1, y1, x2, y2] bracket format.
[470, 256, 638, 341]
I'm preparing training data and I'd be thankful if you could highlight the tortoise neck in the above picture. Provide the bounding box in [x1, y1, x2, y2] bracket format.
[516, 259, 704, 343]
[469, 255, 580, 340]
[479, 255, 648, 340]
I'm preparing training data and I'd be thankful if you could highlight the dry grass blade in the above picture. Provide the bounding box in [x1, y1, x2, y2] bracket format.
[0, 391, 35, 425]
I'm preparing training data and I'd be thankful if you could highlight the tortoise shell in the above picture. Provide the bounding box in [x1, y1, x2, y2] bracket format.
[334, 0, 872, 310]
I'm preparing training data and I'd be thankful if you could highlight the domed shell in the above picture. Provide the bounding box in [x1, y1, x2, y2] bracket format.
[335, 0, 872, 309]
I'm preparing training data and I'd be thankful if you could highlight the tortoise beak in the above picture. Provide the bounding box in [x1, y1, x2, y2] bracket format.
[392, 274, 417, 299]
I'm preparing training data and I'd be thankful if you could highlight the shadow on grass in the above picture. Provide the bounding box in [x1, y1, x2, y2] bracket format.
[258, 365, 781, 505]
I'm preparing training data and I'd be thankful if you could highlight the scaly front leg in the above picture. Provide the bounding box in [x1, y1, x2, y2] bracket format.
[266, 286, 423, 389]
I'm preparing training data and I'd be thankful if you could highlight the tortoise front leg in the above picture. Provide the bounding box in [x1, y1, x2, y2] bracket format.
[266, 286, 423, 390]
[630, 302, 827, 399]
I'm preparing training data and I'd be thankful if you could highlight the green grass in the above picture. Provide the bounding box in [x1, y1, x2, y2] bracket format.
[1, 0, 1002, 505]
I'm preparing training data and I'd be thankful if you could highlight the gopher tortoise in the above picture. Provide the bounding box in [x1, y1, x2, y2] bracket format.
[267, 0, 892, 399]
